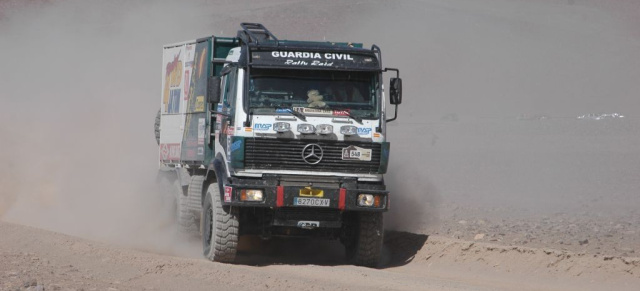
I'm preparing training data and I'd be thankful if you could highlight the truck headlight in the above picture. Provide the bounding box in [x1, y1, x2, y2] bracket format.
[273, 122, 291, 133]
[340, 125, 358, 136]
[316, 124, 333, 135]
[297, 123, 316, 134]
[357, 194, 382, 208]
[240, 189, 264, 201]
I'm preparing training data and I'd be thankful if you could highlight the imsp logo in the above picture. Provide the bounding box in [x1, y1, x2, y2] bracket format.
[254, 123, 272, 131]
[357, 128, 372, 135]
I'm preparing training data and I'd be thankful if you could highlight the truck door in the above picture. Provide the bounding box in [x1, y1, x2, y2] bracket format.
[215, 67, 238, 159]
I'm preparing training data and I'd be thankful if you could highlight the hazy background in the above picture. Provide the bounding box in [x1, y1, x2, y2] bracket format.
[1, 0, 639, 254]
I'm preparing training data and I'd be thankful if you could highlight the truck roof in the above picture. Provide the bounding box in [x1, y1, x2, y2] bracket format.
[234, 23, 382, 71]
[163, 23, 383, 76]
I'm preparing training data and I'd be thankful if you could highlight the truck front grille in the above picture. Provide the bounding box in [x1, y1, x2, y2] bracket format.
[244, 138, 382, 174]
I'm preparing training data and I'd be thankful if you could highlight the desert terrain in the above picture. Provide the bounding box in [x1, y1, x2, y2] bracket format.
[1, 0, 639, 290]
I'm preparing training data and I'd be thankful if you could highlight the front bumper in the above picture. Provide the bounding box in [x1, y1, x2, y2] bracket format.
[221, 182, 389, 212]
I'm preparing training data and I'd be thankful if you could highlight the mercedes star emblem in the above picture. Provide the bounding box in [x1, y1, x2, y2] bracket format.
[302, 144, 323, 165]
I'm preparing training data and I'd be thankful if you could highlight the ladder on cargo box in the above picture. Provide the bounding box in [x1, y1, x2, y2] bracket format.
[239, 22, 279, 46]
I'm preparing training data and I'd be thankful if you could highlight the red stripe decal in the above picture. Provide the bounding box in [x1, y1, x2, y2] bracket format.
[276, 186, 284, 207]
[339, 188, 346, 210]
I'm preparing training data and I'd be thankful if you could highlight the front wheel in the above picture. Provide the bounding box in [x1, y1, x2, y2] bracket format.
[202, 183, 239, 263]
[345, 212, 384, 268]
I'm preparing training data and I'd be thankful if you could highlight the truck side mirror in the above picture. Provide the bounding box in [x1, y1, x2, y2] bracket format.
[389, 78, 402, 105]
[207, 76, 221, 104]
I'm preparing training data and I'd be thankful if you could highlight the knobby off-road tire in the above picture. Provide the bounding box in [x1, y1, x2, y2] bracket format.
[187, 175, 205, 225]
[203, 184, 239, 263]
[155, 109, 161, 145]
[176, 180, 199, 234]
[347, 212, 384, 268]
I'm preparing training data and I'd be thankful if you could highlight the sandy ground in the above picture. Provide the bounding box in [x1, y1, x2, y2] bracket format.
[390, 118, 640, 258]
[1, 221, 638, 291]
[2, 117, 639, 291]
[2, 0, 640, 290]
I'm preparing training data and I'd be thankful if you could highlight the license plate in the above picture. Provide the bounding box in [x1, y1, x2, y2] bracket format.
[297, 221, 320, 229]
[293, 197, 330, 207]
[341, 145, 372, 161]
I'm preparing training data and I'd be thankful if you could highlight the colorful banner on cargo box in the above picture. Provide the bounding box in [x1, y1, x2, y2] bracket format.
[162, 47, 185, 114]
[159, 43, 188, 164]
[250, 50, 380, 70]
[181, 39, 211, 161]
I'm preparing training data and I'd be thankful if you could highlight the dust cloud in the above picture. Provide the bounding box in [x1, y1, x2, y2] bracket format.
[347, 0, 640, 234]
[0, 0, 410, 256]
[1, 0, 639, 257]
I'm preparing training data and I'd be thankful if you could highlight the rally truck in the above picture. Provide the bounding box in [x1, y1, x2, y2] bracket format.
[155, 23, 402, 267]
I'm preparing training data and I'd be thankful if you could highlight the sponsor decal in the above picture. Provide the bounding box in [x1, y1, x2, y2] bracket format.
[291, 107, 353, 117]
[197, 118, 205, 144]
[196, 45, 206, 79]
[293, 107, 353, 116]
[252, 50, 379, 70]
[357, 128, 372, 136]
[253, 123, 272, 131]
[160, 143, 181, 160]
[183, 70, 190, 100]
[184, 46, 195, 96]
[160, 144, 169, 160]
[163, 50, 183, 113]
[284, 59, 333, 67]
[341, 145, 372, 161]
[230, 140, 242, 152]
[275, 108, 292, 113]
[299, 187, 324, 197]
[224, 186, 232, 202]
[271, 51, 354, 60]
[195, 96, 205, 112]
[293, 107, 332, 115]
[168, 89, 181, 113]
[333, 109, 351, 116]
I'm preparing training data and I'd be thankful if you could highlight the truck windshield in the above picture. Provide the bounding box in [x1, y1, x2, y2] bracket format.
[248, 68, 379, 119]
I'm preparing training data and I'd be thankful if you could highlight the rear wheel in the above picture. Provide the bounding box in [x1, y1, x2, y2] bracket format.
[176, 180, 199, 234]
[154, 109, 161, 145]
[345, 212, 384, 268]
[187, 175, 206, 229]
[203, 183, 239, 263]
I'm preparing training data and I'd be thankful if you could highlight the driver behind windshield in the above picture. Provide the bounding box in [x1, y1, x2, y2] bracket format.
[324, 82, 365, 103]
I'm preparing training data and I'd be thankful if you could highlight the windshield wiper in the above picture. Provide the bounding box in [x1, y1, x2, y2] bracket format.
[346, 111, 363, 124]
[275, 106, 307, 122]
